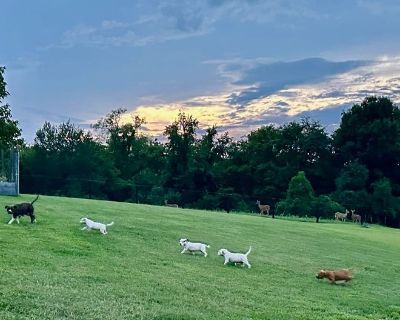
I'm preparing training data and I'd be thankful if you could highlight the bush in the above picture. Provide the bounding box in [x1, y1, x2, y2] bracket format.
[276, 171, 315, 216]
[192, 193, 220, 210]
[312, 195, 344, 223]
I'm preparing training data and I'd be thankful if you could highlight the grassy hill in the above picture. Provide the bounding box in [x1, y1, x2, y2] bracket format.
[0, 195, 399, 320]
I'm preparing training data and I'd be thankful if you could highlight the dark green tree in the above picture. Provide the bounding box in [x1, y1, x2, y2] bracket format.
[0, 67, 23, 149]
[35, 121, 92, 153]
[233, 119, 334, 213]
[0, 66, 23, 180]
[188, 126, 219, 195]
[21, 121, 115, 199]
[0, 66, 7, 99]
[333, 96, 400, 190]
[371, 178, 398, 225]
[163, 112, 199, 203]
[276, 171, 315, 216]
[93, 108, 152, 179]
[242, 125, 284, 204]
[275, 119, 334, 194]
[312, 195, 344, 223]
[335, 161, 369, 192]
[333, 161, 370, 221]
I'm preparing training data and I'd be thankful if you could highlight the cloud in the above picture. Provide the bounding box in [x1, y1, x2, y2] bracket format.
[122, 56, 400, 139]
[227, 58, 369, 106]
[357, 0, 400, 15]
[101, 20, 130, 30]
[46, 0, 326, 49]
[5, 56, 41, 72]
[53, 19, 208, 49]
[158, 1, 214, 33]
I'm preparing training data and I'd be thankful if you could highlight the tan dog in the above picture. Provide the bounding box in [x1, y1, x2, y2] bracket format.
[316, 269, 353, 284]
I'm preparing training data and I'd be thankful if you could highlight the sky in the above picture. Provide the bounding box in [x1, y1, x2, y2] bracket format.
[1, 0, 400, 142]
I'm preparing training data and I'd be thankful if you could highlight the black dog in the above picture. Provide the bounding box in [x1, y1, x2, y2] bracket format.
[5, 195, 39, 224]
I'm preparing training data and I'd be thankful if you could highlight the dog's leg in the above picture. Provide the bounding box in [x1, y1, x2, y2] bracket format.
[224, 258, 229, 265]
[16, 217, 20, 224]
[30, 215, 36, 223]
[202, 249, 208, 257]
[180, 248, 187, 254]
[81, 226, 88, 231]
[242, 258, 251, 268]
[8, 217, 15, 225]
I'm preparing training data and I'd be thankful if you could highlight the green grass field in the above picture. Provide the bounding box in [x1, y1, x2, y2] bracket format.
[0, 195, 399, 320]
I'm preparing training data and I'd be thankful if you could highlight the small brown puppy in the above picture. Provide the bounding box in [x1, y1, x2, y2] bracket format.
[316, 269, 353, 284]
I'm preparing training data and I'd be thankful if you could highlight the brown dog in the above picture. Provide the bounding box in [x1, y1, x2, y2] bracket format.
[316, 269, 353, 284]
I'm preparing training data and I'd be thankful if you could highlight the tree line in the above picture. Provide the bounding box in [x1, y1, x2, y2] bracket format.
[1, 67, 400, 227]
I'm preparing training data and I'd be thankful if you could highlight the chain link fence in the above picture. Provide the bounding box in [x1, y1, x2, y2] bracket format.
[0, 149, 19, 195]
[20, 172, 282, 214]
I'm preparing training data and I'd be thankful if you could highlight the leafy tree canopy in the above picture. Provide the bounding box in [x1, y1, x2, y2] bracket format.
[0, 67, 23, 149]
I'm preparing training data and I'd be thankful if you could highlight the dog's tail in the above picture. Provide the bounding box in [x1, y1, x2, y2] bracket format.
[31, 194, 40, 205]
[245, 246, 252, 256]
[206, 245, 210, 248]
[107, 221, 114, 227]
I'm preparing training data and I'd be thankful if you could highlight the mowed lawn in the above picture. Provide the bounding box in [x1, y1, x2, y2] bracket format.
[0, 195, 399, 320]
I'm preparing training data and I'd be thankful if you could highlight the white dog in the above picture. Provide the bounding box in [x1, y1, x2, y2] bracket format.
[217, 247, 252, 268]
[179, 238, 210, 257]
[80, 217, 114, 235]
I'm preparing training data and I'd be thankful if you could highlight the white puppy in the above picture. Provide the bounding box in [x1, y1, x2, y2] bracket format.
[218, 247, 252, 268]
[179, 238, 210, 257]
[80, 217, 114, 235]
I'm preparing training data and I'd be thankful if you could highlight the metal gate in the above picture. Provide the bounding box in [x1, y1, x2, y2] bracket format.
[0, 149, 19, 195]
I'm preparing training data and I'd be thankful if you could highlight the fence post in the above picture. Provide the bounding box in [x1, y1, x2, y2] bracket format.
[15, 150, 19, 195]
[0, 149, 4, 179]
